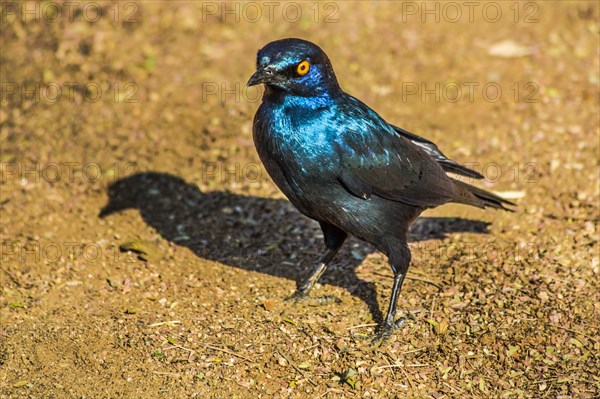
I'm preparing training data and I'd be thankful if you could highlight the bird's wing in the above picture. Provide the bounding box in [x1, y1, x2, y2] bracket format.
[333, 105, 459, 208]
[392, 125, 484, 179]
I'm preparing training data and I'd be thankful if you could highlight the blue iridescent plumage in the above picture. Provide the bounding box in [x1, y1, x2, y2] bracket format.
[249, 38, 514, 344]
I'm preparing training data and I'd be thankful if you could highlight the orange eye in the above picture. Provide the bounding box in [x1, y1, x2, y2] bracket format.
[296, 60, 310, 76]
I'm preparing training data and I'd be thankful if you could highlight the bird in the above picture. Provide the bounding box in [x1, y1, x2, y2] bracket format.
[247, 38, 514, 344]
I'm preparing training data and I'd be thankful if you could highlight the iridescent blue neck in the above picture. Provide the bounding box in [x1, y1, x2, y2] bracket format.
[263, 85, 341, 109]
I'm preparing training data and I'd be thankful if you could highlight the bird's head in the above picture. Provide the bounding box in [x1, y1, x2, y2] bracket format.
[247, 38, 341, 98]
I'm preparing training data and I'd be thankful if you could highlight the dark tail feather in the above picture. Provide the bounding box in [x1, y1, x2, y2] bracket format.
[440, 161, 485, 180]
[451, 178, 516, 211]
[393, 125, 485, 179]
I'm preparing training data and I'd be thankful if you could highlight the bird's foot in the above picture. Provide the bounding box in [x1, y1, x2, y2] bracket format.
[368, 314, 415, 348]
[285, 291, 341, 307]
[284, 289, 308, 302]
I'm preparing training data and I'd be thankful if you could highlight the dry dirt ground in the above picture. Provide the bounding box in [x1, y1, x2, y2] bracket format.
[1, 1, 598, 398]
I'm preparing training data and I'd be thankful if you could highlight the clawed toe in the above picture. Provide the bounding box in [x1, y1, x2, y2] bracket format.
[368, 314, 414, 347]
[369, 325, 394, 348]
[305, 295, 341, 306]
[285, 292, 341, 307]
[285, 291, 307, 302]
[394, 312, 415, 329]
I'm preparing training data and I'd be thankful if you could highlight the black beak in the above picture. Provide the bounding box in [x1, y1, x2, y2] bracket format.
[247, 67, 275, 87]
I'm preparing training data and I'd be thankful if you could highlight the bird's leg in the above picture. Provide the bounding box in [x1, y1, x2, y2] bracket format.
[287, 222, 347, 305]
[371, 243, 412, 346]
[289, 246, 341, 300]
[378, 271, 407, 334]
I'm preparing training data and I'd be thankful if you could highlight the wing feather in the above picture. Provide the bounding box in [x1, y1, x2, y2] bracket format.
[392, 125, 484, 179]
[333, 109, 459, 207]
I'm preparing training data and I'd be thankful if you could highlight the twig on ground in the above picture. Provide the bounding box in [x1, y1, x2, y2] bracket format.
[276, 349, 318, 387]
[205, 344, 254, 362]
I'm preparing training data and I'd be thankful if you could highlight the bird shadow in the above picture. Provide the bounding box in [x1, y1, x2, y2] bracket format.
[99, 172, 490, 325]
